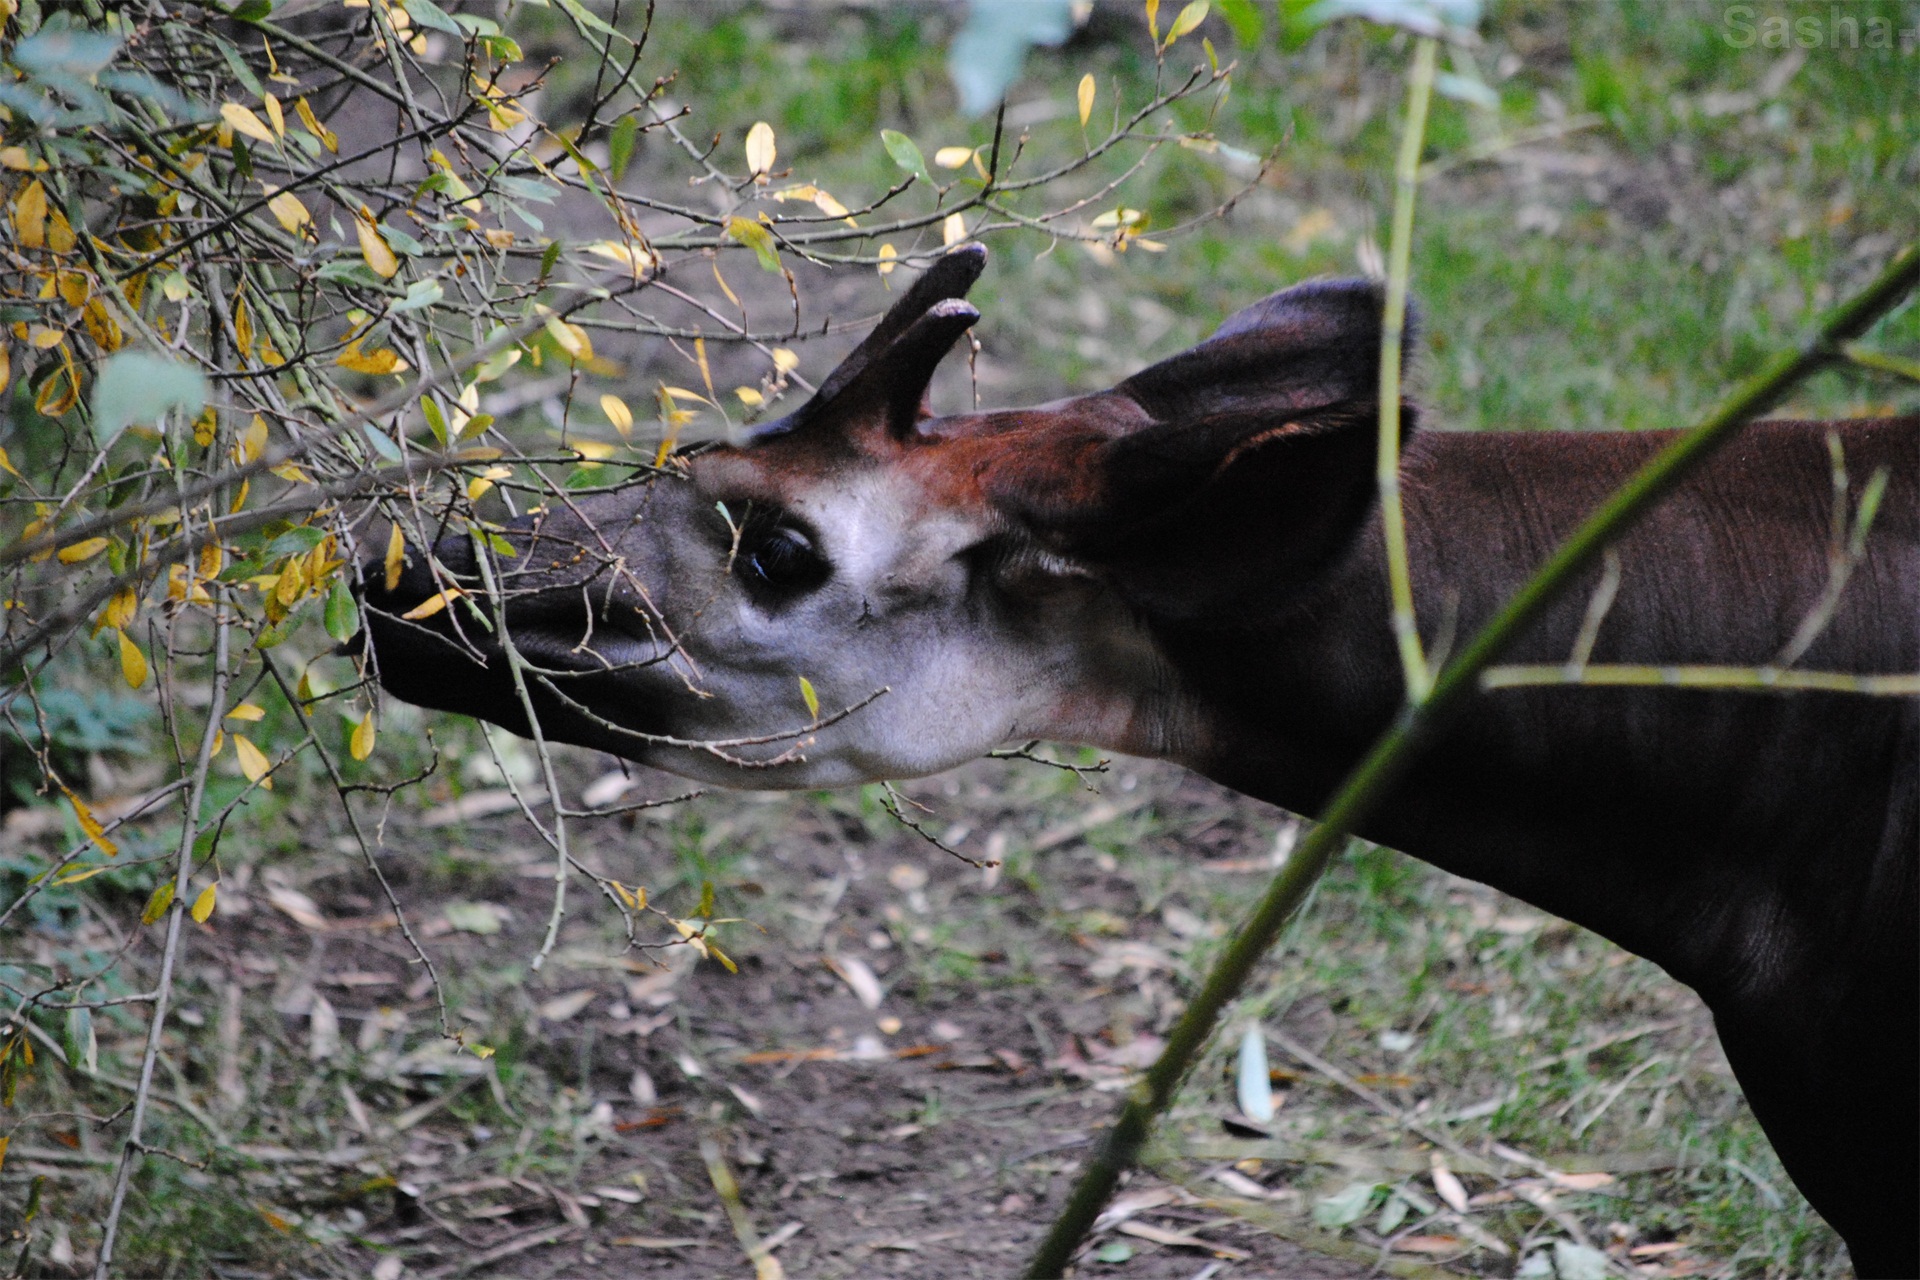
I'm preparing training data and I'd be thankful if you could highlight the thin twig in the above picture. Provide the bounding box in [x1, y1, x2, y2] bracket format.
[95, 598, 232, 1279]
[1378, 37, 1439, 704]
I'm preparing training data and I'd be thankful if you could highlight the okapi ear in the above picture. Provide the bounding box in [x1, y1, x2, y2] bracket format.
[989, 279, 1412, 621]
[753, 245, 986, 442]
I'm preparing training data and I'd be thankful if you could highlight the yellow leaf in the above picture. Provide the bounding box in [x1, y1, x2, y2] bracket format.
[232, 288, 255, 354]
[798, 675, 820, 719]
[1145, 0, 1160, 42]
[227, 702, 267, 722]
[0, 146, 33, 170]
[942, 212, 966, 246]
[58, 537, 108, 564]
[262, 92, 286, 140]
[543, 314, 591, 360]
[771, 347, 799, 374]
[401, 587, 463, 620]
[220, 102, 278, 145]
[474, 78, 526, 132]
[53, 864, 119, 885]
[81, 298, 121, 352]
[734, 386, 764, 407]
[117, 629, 149, 689]
[384, 523, 406, 592]
[600, 393, 633, 436]
[584, 240, 654, 278]
[877, 242, 897, 276]
[350, 710, 376, 760]
[294, 97, 339, 152]
[355, 206, 399, 278]
[264, 187, 311, 236]
[104, 588, 137, 630]
[238, 414, 268, 464]
[1167, 0, 1209, 43]
[935, 145, 977, 169]
[199, 542, 225, 581]
[53, 269, 87, 307]
[275, 554, 306, 606]
[336, 339, 401, 375]
[65, 789, 118, 857]
[1078, 73, 1097, 127]
[0, 347, 8, 397]
[465, 476, 494, 501]
[141, 880, 175, 925]
[232, 734, 273, 787]
[13, 179, 47, 249]
[28, 324, 64, 349]
[191, 882, 218, 923]
[812, 189, 853, 222]
[46, 209, 74, 254]
[744, 120, 776, 177]
[35, 361, 77, 416]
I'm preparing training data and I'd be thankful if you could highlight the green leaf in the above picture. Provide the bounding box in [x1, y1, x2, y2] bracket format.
[696, 880, 715, 919]
[879, 129, 930, 183]
[229, 0, 273, 21]
[317, 259, 386, 287]
[363, 425, 404, 463]
[444, 901, 505, 934]
[92, 352, 209, 446]
[608, 115, 638, 181]
[798, 675, 820, 719]
[726, 217, 781, 273]
[1311, 1181, 1379, 1229]
[390, 277, 444, 313]
[1215, 0, 1265, 44]
[552, 0, 618, 37]
[324, 578, 361, 644]
[398, 0, 464, 36]
[539, 239, 564, 278]
[420, 396, 448, 442]
[493, 175, 559, 203]
[63, 1007, 96, 1074]
[1375, 1190, 1410, 1235]
[260, 526, 327, 558]
[1165, 0, 1211, 44]
[1093, 1242, 1134, 1263]
[141, 880, 176, 925]
[479, 33, 522, 60]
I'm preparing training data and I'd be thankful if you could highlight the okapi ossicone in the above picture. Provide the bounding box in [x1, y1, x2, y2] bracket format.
[363, 246, 1917, 1276]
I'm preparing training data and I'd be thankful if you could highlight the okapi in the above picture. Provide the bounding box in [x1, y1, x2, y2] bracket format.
[363, 246, 1918, 1276]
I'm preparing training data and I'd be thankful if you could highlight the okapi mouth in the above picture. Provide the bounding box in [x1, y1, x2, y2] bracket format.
[356, 527, 678, 761]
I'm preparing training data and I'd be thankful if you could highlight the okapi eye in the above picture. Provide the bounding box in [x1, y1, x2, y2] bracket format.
[743, 525, 828, 594]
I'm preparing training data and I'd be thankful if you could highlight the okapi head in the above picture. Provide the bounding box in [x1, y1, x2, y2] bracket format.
[362, 246, 1403, 785]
